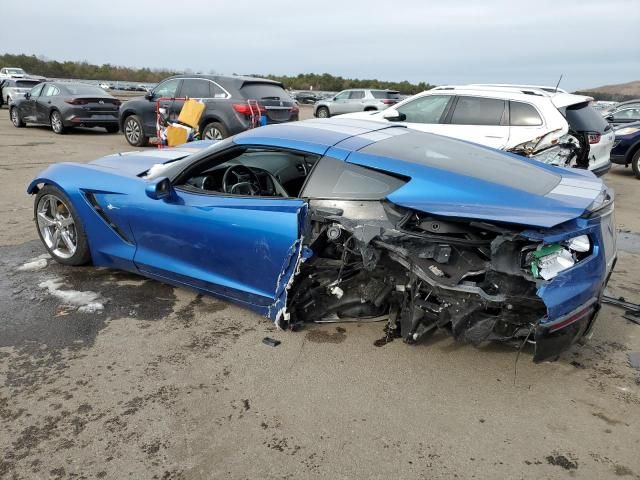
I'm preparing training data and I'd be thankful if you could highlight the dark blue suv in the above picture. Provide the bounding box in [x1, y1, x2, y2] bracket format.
[610, 121, 640, 178]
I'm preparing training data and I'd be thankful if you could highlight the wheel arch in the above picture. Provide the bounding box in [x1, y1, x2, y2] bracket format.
[199, 114, 226, 133]
[119, 109, 138, 130]
[625, 139, 640, 165]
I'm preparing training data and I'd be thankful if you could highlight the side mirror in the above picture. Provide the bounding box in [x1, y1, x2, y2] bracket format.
[382, 108, 405, 121]
[145, 91, 154, 100]
[24, 92, 31, 100]
[605, 114, 614, 121]
[145, 177, 172, 200]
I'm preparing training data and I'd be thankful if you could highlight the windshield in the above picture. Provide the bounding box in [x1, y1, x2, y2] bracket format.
[62, 84, 110, 96]
[16, 80, 40, 89]
[7, 68, 25, 75]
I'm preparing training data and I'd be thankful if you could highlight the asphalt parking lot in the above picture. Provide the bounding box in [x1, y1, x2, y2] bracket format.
[1, 106, 640, 480]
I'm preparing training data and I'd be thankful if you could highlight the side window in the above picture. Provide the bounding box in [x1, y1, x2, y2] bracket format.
[42, 85, 60, 97]
[349, 90, 365, 100]
[334, 91, 350, 100]
[301, 157, 406, 200]
[510, 101, 543, 126]
[153, 79, 180, 98]
[396, 95, 452, 124]
[30, 84, 44, 97]
[450, 96, 506, 126]
[210, 82, 228, 98]
[179, 79, 212, 98]
[613, 108, 640, 120]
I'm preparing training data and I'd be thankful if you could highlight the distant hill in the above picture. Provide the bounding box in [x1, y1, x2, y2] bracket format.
[575, 80, 640, 102]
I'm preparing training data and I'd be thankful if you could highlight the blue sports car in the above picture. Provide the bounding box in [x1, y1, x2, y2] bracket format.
[28, 118, 617, 361]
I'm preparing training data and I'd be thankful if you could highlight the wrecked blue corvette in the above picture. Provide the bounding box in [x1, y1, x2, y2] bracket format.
[27, 118, 616, 361]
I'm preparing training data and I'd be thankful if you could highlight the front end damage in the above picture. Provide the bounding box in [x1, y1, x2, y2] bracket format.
[284, 198, 616, 362]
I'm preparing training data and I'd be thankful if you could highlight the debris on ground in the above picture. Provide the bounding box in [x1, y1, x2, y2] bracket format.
[262, 337, 281, 347]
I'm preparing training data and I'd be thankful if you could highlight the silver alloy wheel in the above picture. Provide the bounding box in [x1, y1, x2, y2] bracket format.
[125, 117, 140, 143]
[204, 127, 223, 140]
[10, 108, 19, 126]
[36, 194, 77, 259]
[317, 108, 329, 118]
[51, 111, 63, 133]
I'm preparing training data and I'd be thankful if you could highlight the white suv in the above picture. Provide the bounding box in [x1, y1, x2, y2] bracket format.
[340, 85, 614, 175]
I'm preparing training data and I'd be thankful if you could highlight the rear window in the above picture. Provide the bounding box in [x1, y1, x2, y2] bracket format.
[16, 80, 40, 89]
[564, 102, 610, 133]
[371, 90, 401, 99]
[360, 131, 561, 196]
[240, 83, 292, 102]
[62, 84, 109, 96]
[450, 96, 506, 126]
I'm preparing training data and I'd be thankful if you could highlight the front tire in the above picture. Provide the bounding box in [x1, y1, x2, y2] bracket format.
[34, 185, 91, 266]
[123, 115, 148, 146]
[50, 110, 66, 134]
[10, 106, 25, 127]
[202, 121, 229, 140]
[316, 107, 330, 118]
[632, 149, 640, 179]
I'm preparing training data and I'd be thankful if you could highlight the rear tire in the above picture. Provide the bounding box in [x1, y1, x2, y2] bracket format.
[105, 125, 119, 134]
[50, 110, 66, 134]
[34, 185, 91, 266]
[123, 115, 148, 146]
[316, 107, 330, 118]
[202, 121, 229, 140]
[10, 106, 25, 127]
[632, 150, 640, 179]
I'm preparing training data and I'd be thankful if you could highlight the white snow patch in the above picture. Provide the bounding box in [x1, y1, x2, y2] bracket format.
[144, 163, 171, 179]
[17, 258, 48, 271]
[38, 279, 101, 306]
[78, 302, 104, 314]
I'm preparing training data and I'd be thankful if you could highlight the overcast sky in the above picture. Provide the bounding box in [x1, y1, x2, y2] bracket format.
[2, 0, 638, 91]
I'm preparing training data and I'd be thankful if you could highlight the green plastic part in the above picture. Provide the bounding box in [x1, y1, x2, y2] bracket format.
[530, 243, 563, 278]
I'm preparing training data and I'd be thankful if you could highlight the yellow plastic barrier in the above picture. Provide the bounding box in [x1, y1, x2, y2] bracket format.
[166, 125, 190, 147]
[178, 99, 205, 128]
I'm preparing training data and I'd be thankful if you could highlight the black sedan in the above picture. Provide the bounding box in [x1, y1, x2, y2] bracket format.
[10, 82, 121, 134]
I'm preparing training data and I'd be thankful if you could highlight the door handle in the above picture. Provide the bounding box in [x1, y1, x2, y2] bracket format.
[47, 101, 51, 104]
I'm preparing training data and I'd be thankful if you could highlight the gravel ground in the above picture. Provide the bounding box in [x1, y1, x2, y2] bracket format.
[0, 105, 639, 480]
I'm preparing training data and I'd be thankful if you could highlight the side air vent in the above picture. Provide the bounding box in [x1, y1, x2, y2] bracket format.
[85, 192, 133, 244]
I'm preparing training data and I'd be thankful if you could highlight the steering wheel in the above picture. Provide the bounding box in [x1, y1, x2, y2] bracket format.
[222, 165, 261, 195]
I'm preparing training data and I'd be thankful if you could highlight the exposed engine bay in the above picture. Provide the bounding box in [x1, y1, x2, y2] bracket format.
[286, 200, 593, 353]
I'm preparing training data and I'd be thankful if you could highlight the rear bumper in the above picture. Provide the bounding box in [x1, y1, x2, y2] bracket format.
[610, 153, 627, 165]
[591, 160, 611, 176]
[64, 115, 119, 128]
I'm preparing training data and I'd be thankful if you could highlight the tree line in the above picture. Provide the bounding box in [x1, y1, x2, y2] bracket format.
[0, 54, 178, 83]
[253, 73, 434, 94]
[1, 53, 434, 94]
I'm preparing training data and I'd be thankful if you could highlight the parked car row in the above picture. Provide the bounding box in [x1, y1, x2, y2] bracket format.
[5, 73, 636, 179]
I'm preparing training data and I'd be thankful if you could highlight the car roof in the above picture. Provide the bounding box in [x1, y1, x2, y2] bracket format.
[164, 74, 283, 89]
[234, 118, 408, 155]
[424, 84, 592, 108]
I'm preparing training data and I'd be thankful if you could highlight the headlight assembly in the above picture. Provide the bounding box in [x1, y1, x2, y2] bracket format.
[529, 235, 591, 280]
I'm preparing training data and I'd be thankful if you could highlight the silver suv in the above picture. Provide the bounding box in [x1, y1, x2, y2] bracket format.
[314, 89, 400, 118]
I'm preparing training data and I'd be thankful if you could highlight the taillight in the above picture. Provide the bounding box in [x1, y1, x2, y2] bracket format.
[291, 105, 299, 114]
[232, 103, 266, 115]
[587, 132, 601, 144]
[64, 98, 88, 105]
[113, 99, 121, 106]
[381, 99, 397, 105]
